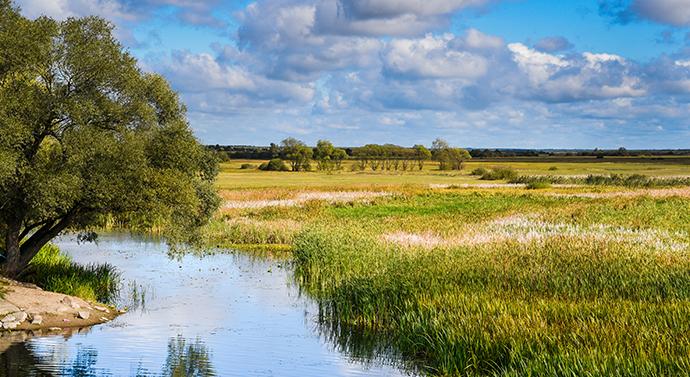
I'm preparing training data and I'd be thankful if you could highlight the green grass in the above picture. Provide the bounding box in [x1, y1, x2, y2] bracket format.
[513, 174, 690, 187]
[293, 214, 690, 375]
[24, 244, 121, 303]
[216, 158, 690, 191]
[209, 159, 690, 375]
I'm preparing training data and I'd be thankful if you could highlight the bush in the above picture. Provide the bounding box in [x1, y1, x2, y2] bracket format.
[480, 167, 518, 181]
[259, 158, 290, 171]
[512, 174, 690, 188]
[548, 166, 558, 171]
[24, 244, 121, 303]
[240, 163, 256, 170]
[471, 167, 489, 176]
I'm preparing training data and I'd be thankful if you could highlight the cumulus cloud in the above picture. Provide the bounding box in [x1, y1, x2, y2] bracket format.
[382, 34, 488, 80]
[237, 1, 382, 81]
[510, 44, 646, 101]
[153, 50, 315, 114]
[17, 0, 227, 28]
[18, 0, 690, 147]
[312, 0, 496, 36]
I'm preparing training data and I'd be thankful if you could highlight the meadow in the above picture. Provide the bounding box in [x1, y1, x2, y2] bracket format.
[209, 157, 690, 376]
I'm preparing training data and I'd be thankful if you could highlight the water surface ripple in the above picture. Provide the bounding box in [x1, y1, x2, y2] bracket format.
[1, 234, 411, 377]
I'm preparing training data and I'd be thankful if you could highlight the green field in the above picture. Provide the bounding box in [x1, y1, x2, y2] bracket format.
[209, 158, 690, 376]
[216, 158, 690, 191]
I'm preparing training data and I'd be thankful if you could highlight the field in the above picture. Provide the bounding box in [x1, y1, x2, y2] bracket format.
[209, 157, 690, 376]
[217, 158, 690, 190]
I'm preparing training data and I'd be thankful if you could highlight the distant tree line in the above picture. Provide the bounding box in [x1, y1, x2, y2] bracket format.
[210, 145, 690, 161]
[469, 147, 690, 158]
[208, 137, 472, 172]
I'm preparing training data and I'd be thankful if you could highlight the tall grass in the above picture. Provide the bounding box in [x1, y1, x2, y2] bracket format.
[293, 222, 690, 376]
[24, 244, 121, 303]
[512, 174, 690, 188]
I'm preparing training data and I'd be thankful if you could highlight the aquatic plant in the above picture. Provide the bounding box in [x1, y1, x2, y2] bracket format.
[24, 244, 121, 303]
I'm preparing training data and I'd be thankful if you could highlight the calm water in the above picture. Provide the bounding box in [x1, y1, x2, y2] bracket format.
[1, 234, 411, 377]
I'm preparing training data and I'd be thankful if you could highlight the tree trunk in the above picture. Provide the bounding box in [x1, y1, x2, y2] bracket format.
[2, 212, 75, 279]
[3, 220, 22, 278]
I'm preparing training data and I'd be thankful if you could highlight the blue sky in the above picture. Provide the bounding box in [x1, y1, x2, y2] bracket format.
[16, 0, 690, 148]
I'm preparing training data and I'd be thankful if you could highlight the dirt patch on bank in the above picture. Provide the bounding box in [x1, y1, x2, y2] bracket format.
[0, 278, 119, 332]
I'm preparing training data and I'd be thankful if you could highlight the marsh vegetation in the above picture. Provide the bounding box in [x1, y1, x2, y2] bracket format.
[211, 158, 690, 376]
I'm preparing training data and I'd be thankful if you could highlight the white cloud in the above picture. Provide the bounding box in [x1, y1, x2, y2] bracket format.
[508, 43, 569, 84]
[383, 34, 488, 80]
[16, 0, 133, 20]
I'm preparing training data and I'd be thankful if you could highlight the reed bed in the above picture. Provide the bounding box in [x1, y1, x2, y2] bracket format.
[207, 180, 690, 375]
[294, 227, 690, 376]
[283, 188, 690, 376]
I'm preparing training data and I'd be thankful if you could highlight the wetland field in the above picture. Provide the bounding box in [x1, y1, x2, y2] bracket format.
[208, 157, 690, 376]
[7, 157, 690, 376]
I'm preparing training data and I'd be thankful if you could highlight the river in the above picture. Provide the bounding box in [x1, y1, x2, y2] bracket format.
[1, 233, 412, 376]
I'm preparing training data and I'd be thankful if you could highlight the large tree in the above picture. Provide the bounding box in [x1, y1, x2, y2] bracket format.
[0, 1, 220, 278]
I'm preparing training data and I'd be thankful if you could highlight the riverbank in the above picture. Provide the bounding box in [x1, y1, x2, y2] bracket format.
[0, 277, 119, 331]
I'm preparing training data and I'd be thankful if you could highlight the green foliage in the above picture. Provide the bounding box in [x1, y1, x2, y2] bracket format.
[431, 138, 471, 170]
[239, 163, 256, 170]
[259, 158, 290, 171]
[280, 138, 312, 171]
[480, 167, 518, 181]
[24, 244, 120, 303]
[413, 144, 432, 170]
[0, 5, 220, 276]
[471, 167, 489, 176]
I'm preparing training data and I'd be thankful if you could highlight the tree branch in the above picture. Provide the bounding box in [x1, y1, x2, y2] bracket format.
[18, 209, 78, 268]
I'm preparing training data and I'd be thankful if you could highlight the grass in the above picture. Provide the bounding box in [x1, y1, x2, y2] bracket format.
[208, 158, 690, 375]
[24, 244, 121, 303]
[290, 193, 690, 376]
[216, 157, 690, 191]
[513, 174, 690, 188]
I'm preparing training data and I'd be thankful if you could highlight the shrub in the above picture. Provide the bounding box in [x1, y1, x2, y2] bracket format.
[471, 167, 489, 176]
[259, 158, 290, 171]
[240, 163, 256, 170]
[24, 244, 121, 303]
[480, 167, 518, 181]
[548, 166, 558, 171]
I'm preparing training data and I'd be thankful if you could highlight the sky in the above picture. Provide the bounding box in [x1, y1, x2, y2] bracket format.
[14, 0, 690, 148]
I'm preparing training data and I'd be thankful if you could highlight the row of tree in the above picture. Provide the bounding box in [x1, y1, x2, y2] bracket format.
[256, 138, 470, 172]
[212, 145, 690, 160]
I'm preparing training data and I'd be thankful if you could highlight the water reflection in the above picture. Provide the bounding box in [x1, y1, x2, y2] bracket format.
[1, 234, 410, 377]
[158, 336, 215, 377]
[0, 335, 216, 377]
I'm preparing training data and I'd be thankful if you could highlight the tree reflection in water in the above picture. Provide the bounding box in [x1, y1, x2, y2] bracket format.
[0, 335, 215, 377]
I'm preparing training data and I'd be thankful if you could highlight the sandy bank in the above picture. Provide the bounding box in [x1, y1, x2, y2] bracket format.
[0, 278, 119, 332]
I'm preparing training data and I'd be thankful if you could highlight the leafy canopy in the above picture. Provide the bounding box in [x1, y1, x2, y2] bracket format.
[0, 1, 220, 276]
